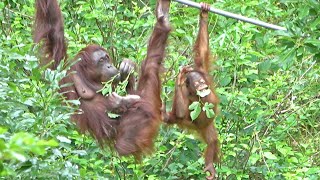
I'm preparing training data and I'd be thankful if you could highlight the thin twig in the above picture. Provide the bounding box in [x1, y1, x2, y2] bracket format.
[5, 7, 33, 19]
[255, 132, 271, 172]
[89, 5, 107, 44]
[261, 55, 316, 137]
[274, 55, 315, 115]
[161, 146, 177, 171]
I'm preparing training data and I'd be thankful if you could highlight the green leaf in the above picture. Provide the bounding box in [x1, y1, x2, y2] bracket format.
[0, 162, 3, 172]
[258, 60, 271, 72]
[56, 136, 71, 144]
[65, 99, 81, 105]
[37, 139, 59, 147]
[176, 28, 186, 34]
[189, 102, 201, 121]
[219, 76, 232, 86]
[205, 109, 215, 119]
[249, 154, 260, 165]
[263, 152, 277, 160]
[0, 139, 6, 150]
[189, 101, 200, 110]
[310, 17, 320, 30]
[101, 86, 112, 96]
[107, 112, 120, 119]
[11, 152, 26, 162]
[298, 6, 309, 19]
[202, 102, 215, 118]
[305, 39, 320, 47]
[203, 102, 214, 109]
[190, 109, 201, 121]
[289, 157, 298, 163]
[280, 49, 296, 70]
[0, 127, 7, 134]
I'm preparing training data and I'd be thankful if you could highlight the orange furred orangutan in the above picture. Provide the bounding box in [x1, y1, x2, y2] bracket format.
[34, 0, 171, 159]
[163, 3, 220, 179]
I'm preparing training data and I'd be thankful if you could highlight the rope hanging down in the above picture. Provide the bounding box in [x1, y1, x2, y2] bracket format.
[174, 0, 287, 31]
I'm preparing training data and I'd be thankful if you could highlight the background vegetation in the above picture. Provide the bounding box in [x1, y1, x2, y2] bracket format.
[0, 0, 319, 179]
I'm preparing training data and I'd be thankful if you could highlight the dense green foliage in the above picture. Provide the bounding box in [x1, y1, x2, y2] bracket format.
[0, 0, 319, 179]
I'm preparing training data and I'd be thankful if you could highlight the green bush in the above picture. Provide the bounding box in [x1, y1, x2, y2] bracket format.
[0, 0, 319, 179]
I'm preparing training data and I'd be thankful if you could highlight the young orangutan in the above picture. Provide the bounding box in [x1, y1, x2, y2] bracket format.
[163, 3, 220, 179]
